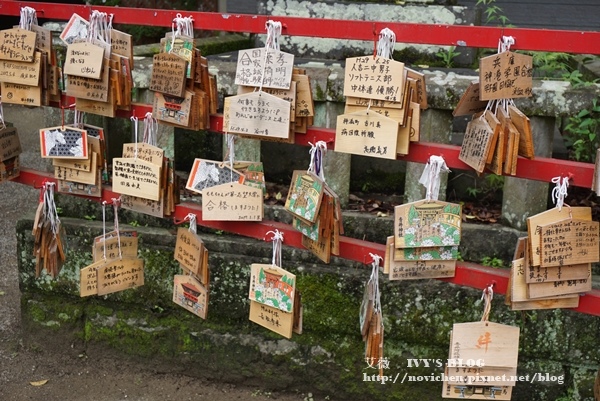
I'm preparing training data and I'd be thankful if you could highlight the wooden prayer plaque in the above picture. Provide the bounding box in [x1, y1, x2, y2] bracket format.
[162, 34, 194, 78]
[40, 126, 88, 159]
[153, 91, 193, 127]
[54, 152, 98, 185]
[93, 231, 139, 263]
[459, 116, 495, 173]
[226, 91, 291, 139]
[442, 383, 512, 400]
[57, 172, 101, 198]
[453, 82, 488, 116]
[409, 102, 420, 142]
[1, 81, 39, 106]
[173, 274, 208, 319]
[238, 82, 296, 121]
[527, 277, 591, 299]
[335, 110, 399, 160]
[293, 74, 314, 117]
[202, 182, 263, 221]
[406, 67, 427, 109]
[444, 365, 518, 387]
[0, 28, 36, 62]
[249, 299, 293, 338]
[150, 53, 187, 97]
[120, 194, 164, 218]
[527, 207, 592, 267]
[284, 170, 324, 224]
[450, 321, 519, 368]
[110, 29, 133, 67]
[510, 258, 580, 303]
[66, 60, 110, 101]
[122, 142, 164, 166]
[175, 228, 206, 277]
[394, 200, 462, 248]
[64, 41, 105, 79]
[526, 261, 590, 284]
[249, 263, 295, 313]
[397, 115, 411, 155]
[80, 260, 104, 297]
[394, 245, 459, 261]
[344, 102, 406, 126]
[60, 14, 89, 45]
[0, 127, 21, 162]
[97, 258, 144, 296]
[76, 89, 116, 118]
[389, 259, 456, 280]
[0, 50, 42, 86]
[383, 236, 394, 275]
[479, 51, 533, 101]
[508, 105, 535, 159]
[112, 157, 162, 201]
[186, 158, 244, 194]
[483, 110, 501, 164]
[538, 218, 599, 267]
[344, 56, 405, 102]
[31, 25, 52, 54]
[346, 97, 403, 109]
[235, 48, 294, 89]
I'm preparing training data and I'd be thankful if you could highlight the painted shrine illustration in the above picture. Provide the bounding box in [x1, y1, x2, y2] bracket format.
[249, 264, 295, 313]
[395, 201, 462, 249]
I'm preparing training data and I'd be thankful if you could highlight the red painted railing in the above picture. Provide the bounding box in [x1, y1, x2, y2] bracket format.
[3, 1, 600, 315]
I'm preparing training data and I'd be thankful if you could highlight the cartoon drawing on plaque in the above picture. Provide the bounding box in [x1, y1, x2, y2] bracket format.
[396, 201, 462, 248]
[249, 264, 295, 313]
[172, 274, 208, 319]
[186, 159, 244, 194]
[40, 128, 88, 159]
[284, 171, 323, 223]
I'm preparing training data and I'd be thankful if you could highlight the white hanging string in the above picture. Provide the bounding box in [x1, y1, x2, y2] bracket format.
[224, 134, 236, 182]
[19, 6, 37, 30]
[143, 112, 158, 146]
[43, 182, 60, 236]
[418, 155, 450, 201]
[112, 198, 122, 259]
[130, 116, 139, 159]
[498, 35, 515, 53]
[369, 253, 382, 313]
[170, 14, 194, 52]
[307, 141, 327, 182]
[258, 20, 282, 93]
[73, 109, 84, 129]
[266, 230, 284, 267]
[101, 201, 107, 261]
[480, 285, 494, 322]
[185, 213, 197, 235]
[0, 97, 5, 130]
[376, 28, 396, 59]
[551, 176, 570, 211]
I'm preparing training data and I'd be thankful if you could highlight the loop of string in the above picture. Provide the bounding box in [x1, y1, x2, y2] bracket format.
[307, 141, 327, 182]
[418, 155, 450, 201]
[112, 198, 122, 260]
[258, 20, 282, 93]
[170, 14, 194, 52]
[88, 10, 111, 50]
[376, 28, 396, 59]
[498, 35, 515, 53]
[102, 201, 107, 261]
[43, 182, 60, 236]
[130, 116, 139, 159]
[142, 112, 158, 146]
[480, 285, 494, 322]
[551, 176, 569, 211]
[369, 253, 382, 313]
[73, 109, 84, 129]
[19, 6, 37, 30]
[224, 134, 235, 182]
[186, 213, 197, 234]
[266, 230, 284, 267]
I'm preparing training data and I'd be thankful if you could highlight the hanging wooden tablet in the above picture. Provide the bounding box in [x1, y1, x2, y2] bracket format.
[528, 277, 591, 299]
[54, 152, 98, 184]
[186, 158, 244, 194]
[249, 264, 295, 313]
[527, 207, 592, 267]
[1, 81, 41, 106]
[226, 91, 291, 139]
[162, 34, 194, 78]
[593, 149, 600, 194]
[80, 259, 103, 297]
[0, 27, 36, 62]
[538, 218, 599, 267]
[149, 53, 187, 98]
[449, 321, 519, 368]
[249, 300, 294, 338]
[298, 190, 334, 263]
[110, 28, 133, 68]
[479, 51, 533, 101]
[233, 161, 266, 193]
[66, 58, 110, 101]
[359, 276, 375, 340]
[0, 127, 21, 162]
[0, 50, 42, 86]
[174, 227, 207, 280]
[394, 200, 462, 248]
[75, 87, 116, 118]
[57, 172, 101, 197]
[121, 195, 164, 218]
[40, 126, 88, 159]
[409, 102, 420, 142]
[59, 14, 89, 45]
[96, 257, 144, 296]
[122, 142, 164, 166]
[442, 384, 513, 400]
[64, 41, 104, 79]
[284, 170, 324, 224]
[483, 110, 501, 164]
[152, 91, 192, 127]
[394, 245, 459, 261]
[459, 116, 495, 173]
[503, 121, 519, 175]
[344, 101, 407, 126]
[202, 182, 263, 221]
[235, 47, 294, 89]
[92, 230, 139, 262]
[406, 67, 427, 109]
[293, 74, 314, 118]
[0, 156, 19, 182]
[112, 157, 162, 201]
[173, 274, 208, 319]
[238, 82, 296, 122]
[335, 110, 399, 160]
[396, 114, 411, 156]
[453, 82, 488, 117]
[508, 105, 535, 159]
[292, 291, 303, 335]
[510, 257, 580, 304]
[389, 259, 456, 280]
[343, 55, 405, 102]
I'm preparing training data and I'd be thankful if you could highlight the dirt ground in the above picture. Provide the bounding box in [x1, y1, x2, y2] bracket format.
[0, 104, 311, 401]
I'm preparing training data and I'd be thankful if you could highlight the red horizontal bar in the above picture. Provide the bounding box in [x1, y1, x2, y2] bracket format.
[1, 1, 600, 54]
[13, 168, 600, 316]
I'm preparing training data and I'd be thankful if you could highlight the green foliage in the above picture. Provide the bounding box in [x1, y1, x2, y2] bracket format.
[83, 215, 96, 221]
[530, 52, 574, 79]
[465, 174, 504, 203]
[481, 256, 504, 268]
[564, 98, 600, 162]
[476, 0, 511, 26]
[436, 46, 460, 68]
